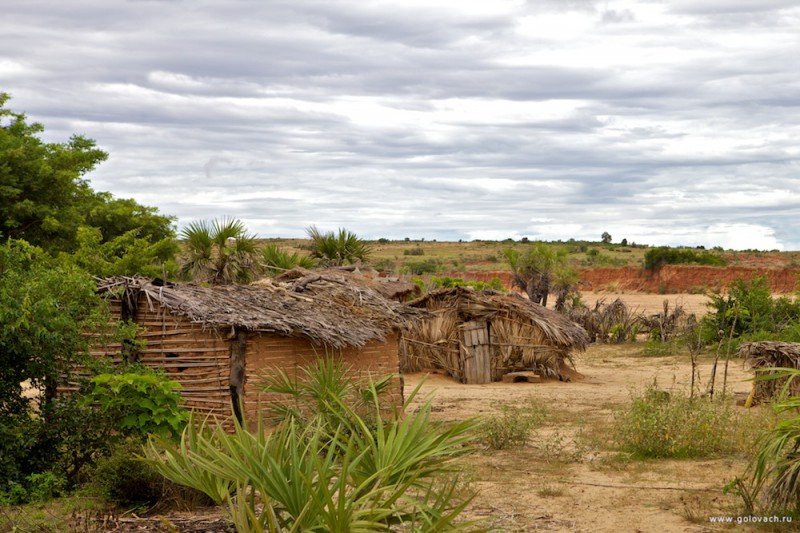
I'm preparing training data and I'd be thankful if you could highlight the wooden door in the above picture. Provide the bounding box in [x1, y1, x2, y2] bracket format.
[460, 321, 491, 384]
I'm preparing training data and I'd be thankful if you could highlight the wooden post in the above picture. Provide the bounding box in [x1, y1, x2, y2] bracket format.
[460, 321, 491, 384]
[229, 328, 247, 424]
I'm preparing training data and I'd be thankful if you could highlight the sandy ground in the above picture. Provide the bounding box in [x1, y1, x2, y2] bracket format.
[406, 344, 768, 532]
[571, 292, 711, 316]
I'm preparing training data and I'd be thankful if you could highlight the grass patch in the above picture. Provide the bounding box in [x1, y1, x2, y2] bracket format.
[639, 339, 683, 357]
[613, 385, 769, 459]
[536, 485, 565, 498]
[479, 400, 547, 450]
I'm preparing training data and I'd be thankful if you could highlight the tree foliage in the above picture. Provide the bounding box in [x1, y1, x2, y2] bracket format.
[0, 93, 177, 273]
[504, 243, 570, 306]
[0, 239, 105, 416]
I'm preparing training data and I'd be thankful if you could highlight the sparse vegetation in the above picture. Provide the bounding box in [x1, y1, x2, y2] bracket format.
[613, 384, 764, 459]
[479, 401, 547, 450]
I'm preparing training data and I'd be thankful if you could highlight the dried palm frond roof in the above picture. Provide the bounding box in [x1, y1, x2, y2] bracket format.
[97, 276, 425, 348]
[272, 266, 420, 302]
[738, 341, 800, 402]
[739, 341, 800, 367]
[409, 287, 589, 350]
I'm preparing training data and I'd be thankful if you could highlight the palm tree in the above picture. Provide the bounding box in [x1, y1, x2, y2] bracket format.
[179, 218, 258, 284]
[503, 243, 569, 307]
[260, 243, 316, 275]
[306, 226, 371, 266]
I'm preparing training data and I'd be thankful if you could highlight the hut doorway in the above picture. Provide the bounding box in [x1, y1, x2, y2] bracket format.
[460, 321, 491, 384]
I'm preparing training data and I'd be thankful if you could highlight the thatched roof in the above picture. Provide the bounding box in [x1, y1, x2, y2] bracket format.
[272, 266, 420, 302]
[739, 341, 800, 363]
[97, 276, 424, 348]
[409, 287, 589, 350]
[738, 341, 800, 402]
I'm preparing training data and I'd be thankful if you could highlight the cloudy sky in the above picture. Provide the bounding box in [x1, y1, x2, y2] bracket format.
[2, 1, 799, 249]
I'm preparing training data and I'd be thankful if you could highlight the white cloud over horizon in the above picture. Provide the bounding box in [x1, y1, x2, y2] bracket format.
[2, 0, 799, 250]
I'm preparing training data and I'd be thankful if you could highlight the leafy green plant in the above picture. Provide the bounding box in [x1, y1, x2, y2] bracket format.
[145, 365, 479, 531]
[480, 401, 546, 450]
[741, 368, 800, 515]
[613, 385, 763, 459]
[306, 226, 371, 266]
[85, 371, 188, 440]
[260, 243, 316, 275]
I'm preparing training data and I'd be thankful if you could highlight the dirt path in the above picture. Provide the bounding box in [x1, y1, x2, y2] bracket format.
[406, 344, 764, 532]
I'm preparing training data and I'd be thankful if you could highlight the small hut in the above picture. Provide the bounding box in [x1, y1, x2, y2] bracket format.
[401, 287, 589, 384]
[91, 275, 422, 423]
[739, 341, 800, 403]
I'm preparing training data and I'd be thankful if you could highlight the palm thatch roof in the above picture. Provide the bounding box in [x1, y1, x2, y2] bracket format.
[272, 266, 420, 302]
[97, 276, 424, 348]
[409, 287, 590, 350]
[739, 341, 800, 402]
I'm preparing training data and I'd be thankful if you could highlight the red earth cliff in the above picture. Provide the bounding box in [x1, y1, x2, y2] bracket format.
[455, 266, 800, 294]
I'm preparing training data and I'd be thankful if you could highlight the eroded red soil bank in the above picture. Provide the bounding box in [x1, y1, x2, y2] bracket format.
[457, 265, 800, 294]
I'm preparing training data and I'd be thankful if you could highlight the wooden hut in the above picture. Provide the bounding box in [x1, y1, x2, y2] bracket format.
[401, 287, 589, 384]
[91, 275, 422, 423]
[739, 341, 800, 404]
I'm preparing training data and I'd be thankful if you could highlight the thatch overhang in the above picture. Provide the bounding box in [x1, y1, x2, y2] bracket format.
[97, 276, 426, 349]
[273, 266, 420, 302]
[409, 287, 590, 351]
[739, 341, 800, 401]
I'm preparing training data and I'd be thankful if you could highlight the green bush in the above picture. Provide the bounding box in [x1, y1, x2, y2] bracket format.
[85, 370, 188, 440]
[403, 259, 440, 275]
[614, 385, 760, 459]
[644, 247, 727, 270]
[91, 441, 214, 509]
[700, 277, 800, 344]
[403, 247, 425, 256]
[480, 402, 546, 450]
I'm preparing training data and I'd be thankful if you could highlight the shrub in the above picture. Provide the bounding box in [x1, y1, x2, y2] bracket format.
[700, 277, 800, 344]
[644, 247, 727, 270]
[480, 402, 546, 450]
[613, 385, 760, 459]
[403, 259, 440, 275]
[403, 247, 425, 256]
[85, 370, 188, 440]
[91, 441, 213, 509]
[740, 368, 800, 515]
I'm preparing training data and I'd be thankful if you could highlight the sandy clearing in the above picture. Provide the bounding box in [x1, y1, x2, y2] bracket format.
[406, 344, 763, 532]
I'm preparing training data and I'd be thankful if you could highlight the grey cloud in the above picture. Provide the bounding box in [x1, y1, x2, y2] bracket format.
[2, 0, 799, 249]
